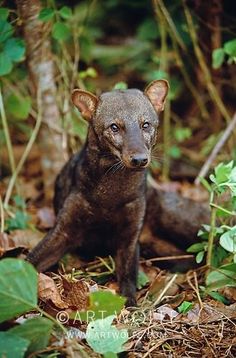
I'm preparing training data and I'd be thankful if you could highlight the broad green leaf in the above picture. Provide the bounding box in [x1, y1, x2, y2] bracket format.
[212, 48, 225, 69]
[38, 8, 55, 22]
[0, 332, 30, 358]
[0, 51, 12, 76]
[177, 301, 193, 314]
[187, 242, 206, 253]
[0, 8, 9, 20]
[208, 291, 229, 305]
[59, 6, 72, 20]
[206, 268, 236, 290]
[210, 161, 233, 186]
[0, 19, 13, 42]
[0, 258, 37, 323]
[9, 317, 54, 354]
[6, 210, 30, 230]
[5, 94, 31, 120]
[219, 263, 236, 273]
[224, 39, 236, 58]
[86, 315, 128, 354]
[219, 226, 236, 253]
[52, 22, 71, 41]
[72, 291, 126, 322]
[137, 270, 149, 289]
[113, 82, 128, 90]
[196, 251, 204, 264]
[4, 38, 25, 62]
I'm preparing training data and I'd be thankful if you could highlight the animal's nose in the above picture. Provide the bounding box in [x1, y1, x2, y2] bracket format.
[131, 154, 148, 167]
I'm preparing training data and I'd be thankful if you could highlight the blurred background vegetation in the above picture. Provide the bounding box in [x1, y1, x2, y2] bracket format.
[0, 0, 236, 200]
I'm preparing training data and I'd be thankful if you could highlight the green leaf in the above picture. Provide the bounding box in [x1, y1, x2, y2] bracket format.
[6, 210, 30, 230]
[0, 19, 13, 42]
[137, 270, 149, 289]
[52, 22, 71, 41]
[187, 242, 206, 253]
[5, 94, 31, 120]
[0, 51, 12, 76]
[9, 317, 54, 354]
[0, 8, 9, 20]
[86, 315, 128, 354]
[208, 291, 230, 304]
[72, 291, 126, 322]
[38, 8, 55, 22]
[210, 161, 233, 186]
[113, 82, 128, 90]
[168, 145, 181, 159]
[177, 301, 193, 314]
[79, 67, 97, 79]
[206, 268, 236, 290]
[219, 226, 236, 253]
[13, 195, 26, 209]
[4, 38, 25, 62]
[137, 18, 159, 41]
[224, 39, 236, 58]
[0, 332, 30, 358]
[220, 263, 236, 273]
[212, 48, 225, 69]
[174, 127, 192, 143]
[59, 6, 72, 20]
[0, 258, 37, 322]
[196, 251, 204, 264]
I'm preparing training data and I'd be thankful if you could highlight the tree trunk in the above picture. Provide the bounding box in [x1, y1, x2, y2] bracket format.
[16, 0, 65, 198]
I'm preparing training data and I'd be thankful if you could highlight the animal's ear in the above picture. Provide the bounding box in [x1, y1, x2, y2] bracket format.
[72, 89, 98, 121]
[144, 79, 169, 113]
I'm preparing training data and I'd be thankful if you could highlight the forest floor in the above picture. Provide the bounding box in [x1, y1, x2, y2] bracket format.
[0, 144, 236, 358]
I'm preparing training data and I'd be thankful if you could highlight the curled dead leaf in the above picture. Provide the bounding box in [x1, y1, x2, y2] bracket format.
[38, 273, 68, 309]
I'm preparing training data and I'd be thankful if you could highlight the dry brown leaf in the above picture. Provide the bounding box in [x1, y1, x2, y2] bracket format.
[0, 230, 43, 257]
[153, 304, 179, 321]
[38, 273, 68, 309]
[9, 229, 43, 250]
[64, 279, 89, 311]
[149, 273, 179, 298]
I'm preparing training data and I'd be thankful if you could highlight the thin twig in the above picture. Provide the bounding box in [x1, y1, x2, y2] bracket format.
[195, 112, 236, 185]
[141, 254, 194, 264]
[0, 195, 4, 233]
[153, 273, 178, 306]
[0, 86, 16, 175]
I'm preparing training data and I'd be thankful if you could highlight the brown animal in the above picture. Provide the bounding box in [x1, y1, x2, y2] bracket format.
[27, 80, 169, 306]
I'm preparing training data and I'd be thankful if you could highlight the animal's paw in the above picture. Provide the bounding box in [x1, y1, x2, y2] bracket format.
[125, 296, 137, 308]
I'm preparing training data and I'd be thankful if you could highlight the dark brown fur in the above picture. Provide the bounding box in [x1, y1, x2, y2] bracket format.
[27, 81, 168, 306]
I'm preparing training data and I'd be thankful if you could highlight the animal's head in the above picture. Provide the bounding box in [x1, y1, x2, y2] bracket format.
[72, 80, 169, 169]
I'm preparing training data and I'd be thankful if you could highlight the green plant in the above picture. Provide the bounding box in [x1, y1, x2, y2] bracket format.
[188, 161, 236, 296]
[0, 258, 64, 357]
[212, 39, 236, 69]
[0, 7, 25, 76]
[5, 195, 30, 231]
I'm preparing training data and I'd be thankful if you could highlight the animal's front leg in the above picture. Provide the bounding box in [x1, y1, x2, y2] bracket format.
[115, 240, 140, 307]
[27, 193, 82, 272]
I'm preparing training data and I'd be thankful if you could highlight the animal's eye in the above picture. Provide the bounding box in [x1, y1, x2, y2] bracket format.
[110, 123, 119, 132]
[142, 122, 150, 129]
